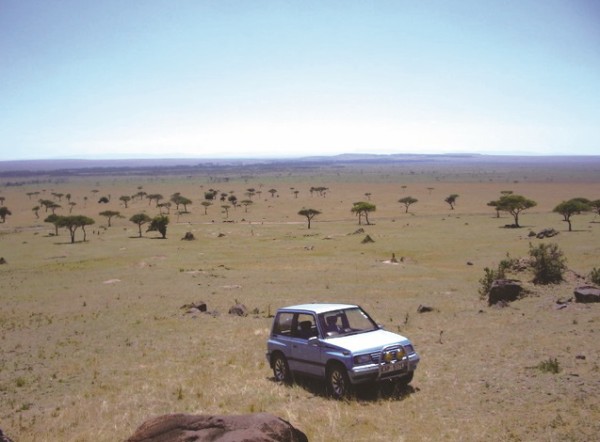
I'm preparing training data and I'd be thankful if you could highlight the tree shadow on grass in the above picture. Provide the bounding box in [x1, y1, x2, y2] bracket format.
[269, 374, 417, 402]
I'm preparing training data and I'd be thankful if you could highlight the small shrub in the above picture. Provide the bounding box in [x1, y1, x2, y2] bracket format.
[478, 267, 498, 299]
[529, 243, 566, 284]
[590, 267, 600, 285]
[537, 357, 561, 374]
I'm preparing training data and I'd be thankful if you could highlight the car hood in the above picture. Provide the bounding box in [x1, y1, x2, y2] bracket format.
[325, 329, 411, 354]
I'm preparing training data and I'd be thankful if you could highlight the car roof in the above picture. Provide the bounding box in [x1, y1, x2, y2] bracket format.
[277, 303, 358, 315]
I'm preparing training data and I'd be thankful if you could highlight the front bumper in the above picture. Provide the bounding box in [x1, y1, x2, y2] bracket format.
[349, 353, 420, 384]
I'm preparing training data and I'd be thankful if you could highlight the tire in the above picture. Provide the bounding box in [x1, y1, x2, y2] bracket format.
[272, 353, 291, 384]
[327, 364, 351, 399]
[397, 371, 414, 387]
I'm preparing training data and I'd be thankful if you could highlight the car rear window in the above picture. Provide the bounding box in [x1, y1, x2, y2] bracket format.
[272, 312, 293, 336]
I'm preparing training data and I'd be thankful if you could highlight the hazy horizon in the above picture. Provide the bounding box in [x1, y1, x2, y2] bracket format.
[1, 1, 598, 160]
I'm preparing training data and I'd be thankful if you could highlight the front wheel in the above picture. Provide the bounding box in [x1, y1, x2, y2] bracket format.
[327, 364, 351, 399]
[272, 354, 291, 384]
[397, 371, 414, 387]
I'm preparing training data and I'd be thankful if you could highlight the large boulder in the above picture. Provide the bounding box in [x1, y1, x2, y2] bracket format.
[0, 428, 15, 442]
[228, 303, 248, 317]
[127, 413, 308, 442]
[574, 285, 600, 303]
[488, 279, 523, 305]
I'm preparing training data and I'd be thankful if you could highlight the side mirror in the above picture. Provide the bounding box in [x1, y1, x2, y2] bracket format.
[308, 336, 320, 346]
[377, 324, 385, 330]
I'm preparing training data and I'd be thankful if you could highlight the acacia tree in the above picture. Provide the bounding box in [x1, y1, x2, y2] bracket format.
[240, 200, 253, 213]
[553, 198, 591, 232]
[221, 204, 231, 219]
[351, 201, 376, 225]
[130, 213, 152, 238]
[201, 201, 212, 215]
[99, 210, 123, 227]
[589, 199, 600, 216]
[57, 215, 95, 243]
[444, 194, 459, 210]
[171, 193, 192, 212]
[496, 194, 537, 227]
[268, 188, 278, 198]
[32, 206, 40, 219]
[298, 208, 321, 229]
[398, 196, 418, 213]
[0, 207, 11, 223]
[44, 214, 62, 235]
[119, 195, 131, 208]
[147, 215, 169, 239]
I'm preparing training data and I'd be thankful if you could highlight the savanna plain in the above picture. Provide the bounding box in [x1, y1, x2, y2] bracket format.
[1, 157, 599, 441]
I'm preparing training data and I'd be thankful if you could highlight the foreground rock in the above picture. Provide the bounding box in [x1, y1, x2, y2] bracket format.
[488, 279, 523, 305]
[127, 413, 308, 442]
[0, 428, 14, 442]
[574, 285, 600, 303]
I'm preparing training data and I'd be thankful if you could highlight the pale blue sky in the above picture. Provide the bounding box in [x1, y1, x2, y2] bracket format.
[0, 0, 598, 160]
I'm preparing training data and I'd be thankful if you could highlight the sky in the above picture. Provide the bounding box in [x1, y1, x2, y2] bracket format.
[0, 0, 599, 160]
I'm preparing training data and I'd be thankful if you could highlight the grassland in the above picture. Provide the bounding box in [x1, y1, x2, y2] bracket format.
[1, 157, 599, 441]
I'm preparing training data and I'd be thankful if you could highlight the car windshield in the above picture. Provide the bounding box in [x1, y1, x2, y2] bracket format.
[319, 307, 378, 338]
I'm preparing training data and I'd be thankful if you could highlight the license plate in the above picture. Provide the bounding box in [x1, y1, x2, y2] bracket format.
[381, 362, 405, 373]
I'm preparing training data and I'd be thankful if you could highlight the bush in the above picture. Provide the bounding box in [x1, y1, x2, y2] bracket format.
[478, 254, 518, 298]
[590, 267, 600, 285]
[537, 357, 561, 374]
[478, 267, 498, 299]
[529, 243, 566, 284]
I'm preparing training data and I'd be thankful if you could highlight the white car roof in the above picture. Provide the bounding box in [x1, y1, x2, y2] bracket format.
[278, 303, 358, 314]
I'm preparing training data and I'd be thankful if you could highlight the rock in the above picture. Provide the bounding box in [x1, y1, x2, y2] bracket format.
[574, 285, 600, 303]
[181, 232, 195, 241]
[528, 230, 537, 237]
[350, 228, 365, 235]
[576, 354, 586, 360]
[417, 304, 435, 313]
[488, 279, 523, 305]
[466, 261, 473, 266]
[0, 428, 14, 442]
[361, 234, 374, 243]
[127, 413, 308, 442]
[536, 228, 559, 239]
[181, 301, 207, 312]
[0, 257, 6, 265]
[228, 303, 248, 317]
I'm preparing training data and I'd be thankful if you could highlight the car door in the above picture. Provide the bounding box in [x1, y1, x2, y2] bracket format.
[290, 313, 324, 376]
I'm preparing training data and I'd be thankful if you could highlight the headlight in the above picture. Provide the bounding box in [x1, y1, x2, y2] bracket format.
[353, 354, 372, 365]
[383, 352, 394, 362]
[396, 348, 406, 360]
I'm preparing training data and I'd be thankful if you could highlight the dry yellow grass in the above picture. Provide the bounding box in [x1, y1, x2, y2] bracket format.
[0, 159, 599, 441]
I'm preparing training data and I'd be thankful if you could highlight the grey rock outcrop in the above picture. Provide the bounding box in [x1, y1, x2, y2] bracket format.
[127, 413, 308, 442]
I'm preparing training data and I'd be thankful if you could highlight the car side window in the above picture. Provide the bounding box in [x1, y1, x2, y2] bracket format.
[293, 313, 317, 340]
[272, 312, 293, 336]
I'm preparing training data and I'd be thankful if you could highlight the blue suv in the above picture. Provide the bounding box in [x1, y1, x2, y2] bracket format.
[266, 303, 420, 398]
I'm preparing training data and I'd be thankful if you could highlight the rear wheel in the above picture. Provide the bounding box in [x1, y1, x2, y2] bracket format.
[327, 364, 351, 399]
[272, 354, 291, 384]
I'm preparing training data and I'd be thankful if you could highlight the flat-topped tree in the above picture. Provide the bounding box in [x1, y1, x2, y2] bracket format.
[496, 194, 537, 227]
[0, 207, 11, 223]
[298, 208, 321, 229]
[201, 201, 212, 215]
[129, 213, 152, 238]
[398, 196, 418, 213]
[351, 201, 376, 225]
[444, 194, 459, 210]
[119, 195, 131, 208]
[99, 210, 124, 227]
[553, 198, 591, 231]
[57, 215, 95, 243]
